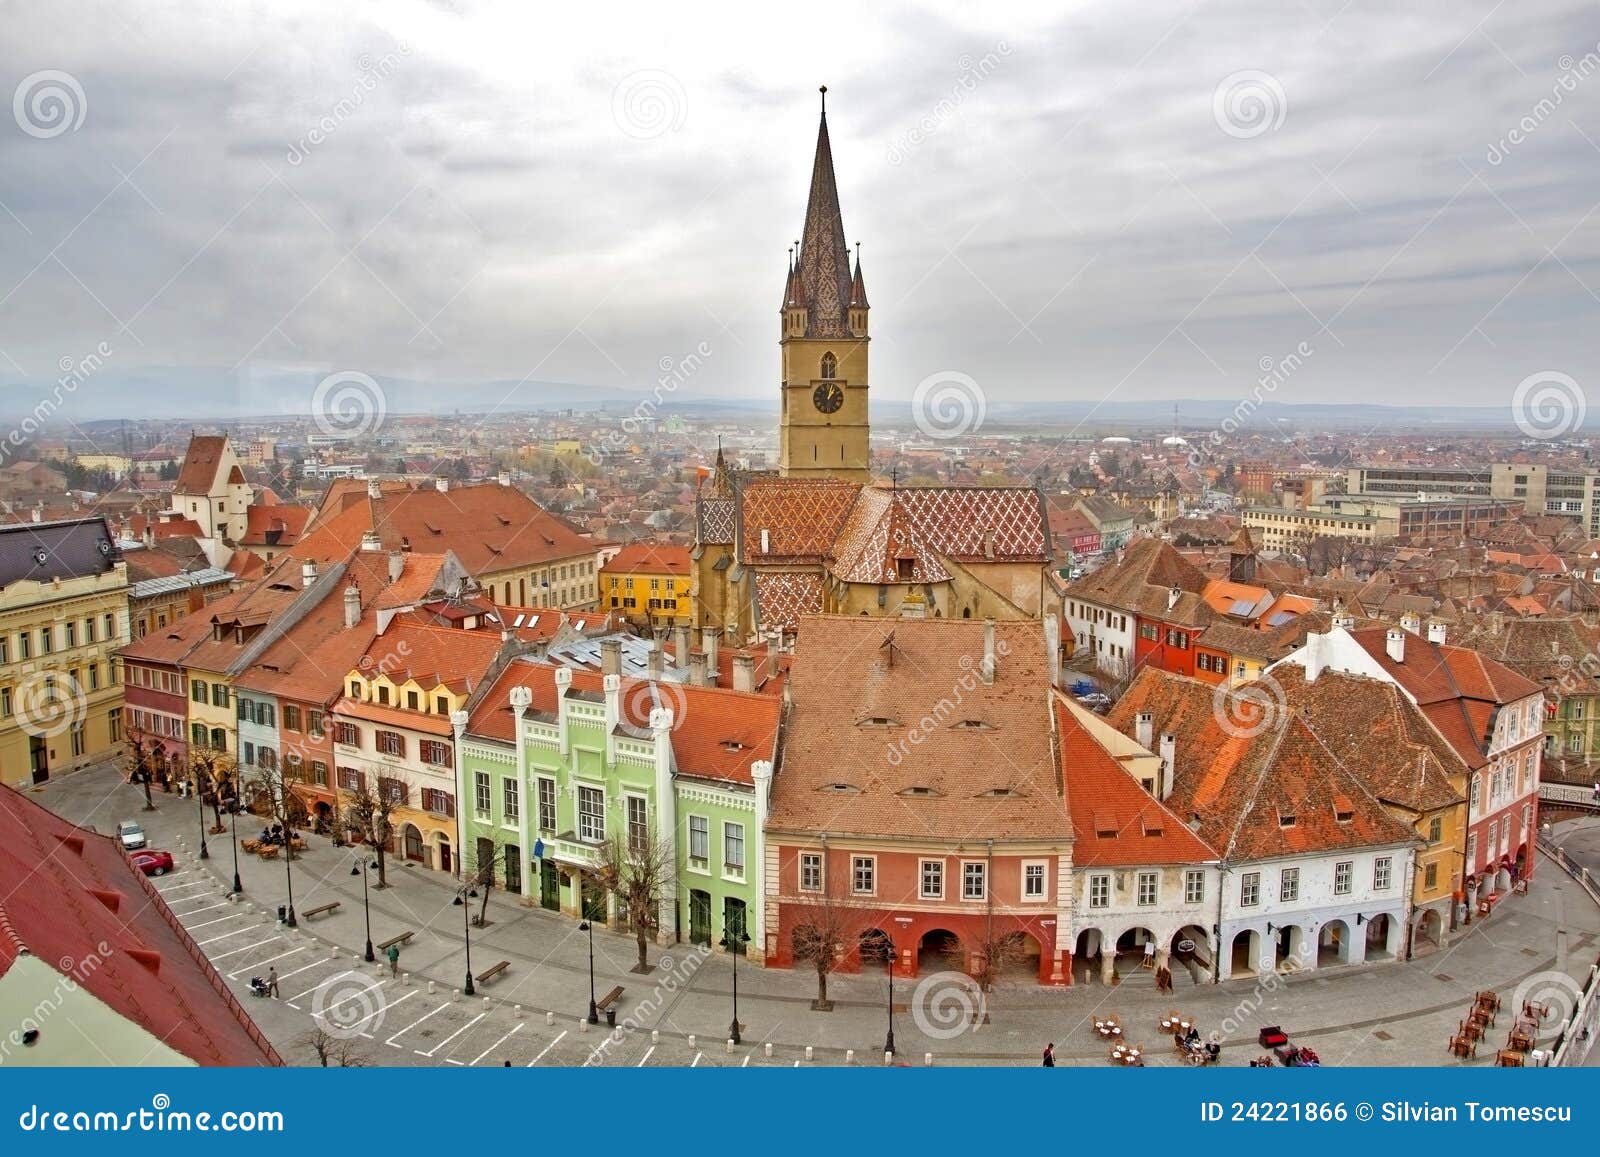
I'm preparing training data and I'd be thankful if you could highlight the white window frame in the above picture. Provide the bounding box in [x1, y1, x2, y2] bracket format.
[627, 793, 649, 855]
[799, 851, 822, 892]
[1135, 870, 1158, 907]
[687, 814, 710, 870]
[577, 784, 606, 843]
[1279, 866, 1299, 903]
[502, 776, 519, 823]
[537, 776, 556, 834]
[1333, 860, 1353, 895]
[723, 821, 745, 879]
[1088, 873, 1110, 909]
[851, 855, 876, 896]
[1022, 860, 1047, 902]
[919, 858, 944, 900]
[1241, 871, 1261, 907]
[1373, 856, 1392, 891]
[1184, 869, 1205, 904]
[960, 860, 986, 901]
[473, 771, 491, 817]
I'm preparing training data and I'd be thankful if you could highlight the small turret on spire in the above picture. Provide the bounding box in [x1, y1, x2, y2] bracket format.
[849, 240, 869, 308]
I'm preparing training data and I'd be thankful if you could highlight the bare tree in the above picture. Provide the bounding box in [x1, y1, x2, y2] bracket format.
[340, 774, 398, 887]
[295, 1027, 369, 1067]
[594, 826, 673, 974]
[248, 758, 310, 860]
[462, 830, 510, 927]
[789, 871, 868, 1010]
[188, 746, 239, 835]
[122, 731, 159, 812]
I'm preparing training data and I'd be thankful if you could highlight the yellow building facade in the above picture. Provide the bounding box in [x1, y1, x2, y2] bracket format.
[0, 519, 129, 789]
[600, 544, 695, 628]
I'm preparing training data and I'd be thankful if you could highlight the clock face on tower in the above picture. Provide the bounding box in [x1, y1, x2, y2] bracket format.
[812, 382, 844, 414]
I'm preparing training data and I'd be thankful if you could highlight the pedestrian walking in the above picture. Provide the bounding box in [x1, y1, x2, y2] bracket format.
[386, 943, 400, 977]
[1042, 1042, 1055, 1067]
[1592, 779, 1599, 803]
[266, 966, 280, 998]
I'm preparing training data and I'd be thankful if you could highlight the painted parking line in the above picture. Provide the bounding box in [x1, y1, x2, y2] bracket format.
[226, 946, 305, 979]
[636, 1045, 655, 1067]
[740, 1055, 751, 1067]
[690, 1051, 703, 1067]
[154, 880, 211, 895]
[185, 912, 249, 931]
[385, 1001, 450, 1048]
[175, 903, 230, 919]
[467, 1023, 524, 1067]
[168, 892, 226, 907]
[264, 955, 329, 983]
[358, 988, 418, 1036]
[527, 1029, 567, 1066]
[287, 969, 359, 1005]
[416, 1012, 484, 1059]
[197, 925, 264, 946]
[210, 936, 280, 959]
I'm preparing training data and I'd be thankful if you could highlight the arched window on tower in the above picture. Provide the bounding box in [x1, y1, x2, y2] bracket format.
[820, 352, 837, 379]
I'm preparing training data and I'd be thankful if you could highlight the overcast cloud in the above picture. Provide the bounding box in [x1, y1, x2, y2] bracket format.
[1, 0, 1598, 419]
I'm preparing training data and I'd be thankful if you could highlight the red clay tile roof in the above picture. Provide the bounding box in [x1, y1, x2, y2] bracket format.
[174, 435, 229, 494]
[770, 615, 1067, 841]
[1106, 666, 1424, 860]
[0, 784, 280, 1065]
[333, 698, 454, 735]
[753, 571, 825, 632]
[240, 503, 311, 547]
[296, 482, 593, 576]
[600, 542, 692, 576]
[1054, 695, 1218, 867]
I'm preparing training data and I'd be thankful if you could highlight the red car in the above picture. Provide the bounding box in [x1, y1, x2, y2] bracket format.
[130, 849, 175, 876]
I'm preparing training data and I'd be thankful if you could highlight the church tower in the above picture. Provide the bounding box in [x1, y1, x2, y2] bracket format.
[778, 87, 871, 483]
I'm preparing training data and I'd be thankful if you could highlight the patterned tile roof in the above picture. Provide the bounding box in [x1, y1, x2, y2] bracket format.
[753, 571, 825, 632]
[830, 487, 951, 584]
[739, 478, 859, 563]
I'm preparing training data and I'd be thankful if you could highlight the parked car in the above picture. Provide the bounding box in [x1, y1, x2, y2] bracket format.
[116, 821, 148, 850]
[129, 849, 174, 877]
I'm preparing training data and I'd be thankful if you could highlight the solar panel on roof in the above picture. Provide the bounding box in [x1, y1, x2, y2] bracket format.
[1229, 598, 1255, 616]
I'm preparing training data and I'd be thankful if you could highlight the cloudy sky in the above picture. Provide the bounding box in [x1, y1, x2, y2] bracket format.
[1, 0, 1598, 421]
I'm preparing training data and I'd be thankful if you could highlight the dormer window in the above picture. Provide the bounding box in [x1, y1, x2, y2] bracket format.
[820, 352, 837, 379]
[858, 716, 900, 728]
[897, 786, 940, 797]
[1279, 812, 1296, 828]
[896, 557, 914, 581]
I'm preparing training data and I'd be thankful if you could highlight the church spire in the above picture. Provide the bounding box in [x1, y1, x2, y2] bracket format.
[849, 241, 869, 308]
[795, 85, 853, 338]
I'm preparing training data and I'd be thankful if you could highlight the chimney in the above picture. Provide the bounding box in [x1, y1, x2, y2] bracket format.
[1551, 639, 1561, 657]
[1158, 733, 1176, 800]
[1400, 611, 1420, 636]
[142, 523, 154, 549]
[343, 584, 361, 630]
[732, 653, 756, 693]
[498, 471, 511, 487]
[367, 477, 382, 500]
[982, 618, 996, 685]
[360, 530, 382, 552]
[30, 506, 41, 523]
[435, 477, 449, 493]
[1135, 711, 1153, 751]
[601, 637, 622, 677]
[1303, 631, 1323, 681]
[648, 638, 664, 681]
[983, 528, 995, 561]
[553, 668, 572, 753]
[1426, 620, 1446, 645]
[603, 674, 620, 766]
[1043, 613, 1061, 688]
[688, 649, 708, 687]
[388, 551, 404, 584]
[1167, 585, 1181, 611]
[759, 528, 770, 554]
[766, 631, 781, 680]
[702, 626, 721, 677]
[1332, 610, 1354, 631]
[301, 559, 318, 589]
[673, 624, 691, 667]
[1386, 628, 1406, 663]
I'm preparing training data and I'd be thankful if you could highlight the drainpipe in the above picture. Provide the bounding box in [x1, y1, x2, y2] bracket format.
[1213, 860, 1227, 984]
[510, 686, 532, 896]
[450, 710, 470, 883]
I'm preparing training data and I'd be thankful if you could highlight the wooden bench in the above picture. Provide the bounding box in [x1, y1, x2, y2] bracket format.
[376, 931, 414, 952]
[476, 960, 510, 984]
[595, 985, 624, 1013]
[302, 901, 341, 920]
[257, 845, 280, 860]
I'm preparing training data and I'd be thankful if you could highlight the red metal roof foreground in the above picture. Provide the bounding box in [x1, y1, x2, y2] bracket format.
[0, 784, 281, 1066]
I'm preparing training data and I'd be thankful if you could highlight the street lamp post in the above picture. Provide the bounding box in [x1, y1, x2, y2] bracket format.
[453, 884, 478, 996]
[226, 787, 242, 895]
[351, 856, 376, 962]
[884, 941, 897, 1057]
[719, 925, 751, 1044]
[281, 815, 297, 927]
[195, 772, 210, 860]
[579, 919, 598, 1023]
